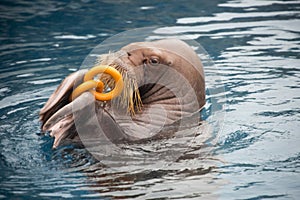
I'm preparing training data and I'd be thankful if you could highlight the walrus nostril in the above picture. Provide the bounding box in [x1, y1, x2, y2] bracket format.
[127, 52, 131, 56]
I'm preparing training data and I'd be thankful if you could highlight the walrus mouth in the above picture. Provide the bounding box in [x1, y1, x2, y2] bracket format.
[96, 52, 143, 114]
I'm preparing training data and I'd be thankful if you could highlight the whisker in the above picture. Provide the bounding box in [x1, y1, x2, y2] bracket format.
[96, 52, 143, 115]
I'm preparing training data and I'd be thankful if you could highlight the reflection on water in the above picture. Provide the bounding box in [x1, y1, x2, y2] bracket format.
[0, 0, 299, 199]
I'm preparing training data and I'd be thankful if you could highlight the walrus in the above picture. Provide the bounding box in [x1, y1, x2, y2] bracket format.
[39, 39, 205, 149]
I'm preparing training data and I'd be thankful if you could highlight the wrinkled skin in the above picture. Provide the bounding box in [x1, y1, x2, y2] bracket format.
[40, 39, 205, 148]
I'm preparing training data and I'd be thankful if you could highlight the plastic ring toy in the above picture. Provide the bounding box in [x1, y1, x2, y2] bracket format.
[71, 65, 123, 101]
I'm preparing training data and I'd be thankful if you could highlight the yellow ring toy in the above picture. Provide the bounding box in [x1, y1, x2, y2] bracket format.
[71, 65, 124, 101]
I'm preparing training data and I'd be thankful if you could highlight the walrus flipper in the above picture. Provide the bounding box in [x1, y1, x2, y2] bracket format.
[39, 69, 87, 128]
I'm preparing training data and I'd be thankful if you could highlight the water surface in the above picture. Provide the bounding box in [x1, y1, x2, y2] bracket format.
[0, 0, 299, 199]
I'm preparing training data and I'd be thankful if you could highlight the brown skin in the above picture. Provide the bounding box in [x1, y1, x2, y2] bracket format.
[40, 39, 205, 148]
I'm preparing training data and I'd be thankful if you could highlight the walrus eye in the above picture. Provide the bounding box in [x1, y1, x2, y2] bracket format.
[149, 57, 160, 66]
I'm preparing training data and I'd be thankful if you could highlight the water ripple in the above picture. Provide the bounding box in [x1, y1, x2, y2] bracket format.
[177, 11, 299, 24]
[0, 0, 299, 199]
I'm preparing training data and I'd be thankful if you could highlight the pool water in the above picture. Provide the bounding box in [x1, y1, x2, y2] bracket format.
[1, 0, 299, 199]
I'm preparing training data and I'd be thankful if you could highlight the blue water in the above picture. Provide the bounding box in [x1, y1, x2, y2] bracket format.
[1, 0, 299, 199]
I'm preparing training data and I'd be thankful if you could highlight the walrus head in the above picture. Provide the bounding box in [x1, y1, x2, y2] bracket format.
[39, 39, 205, 148]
